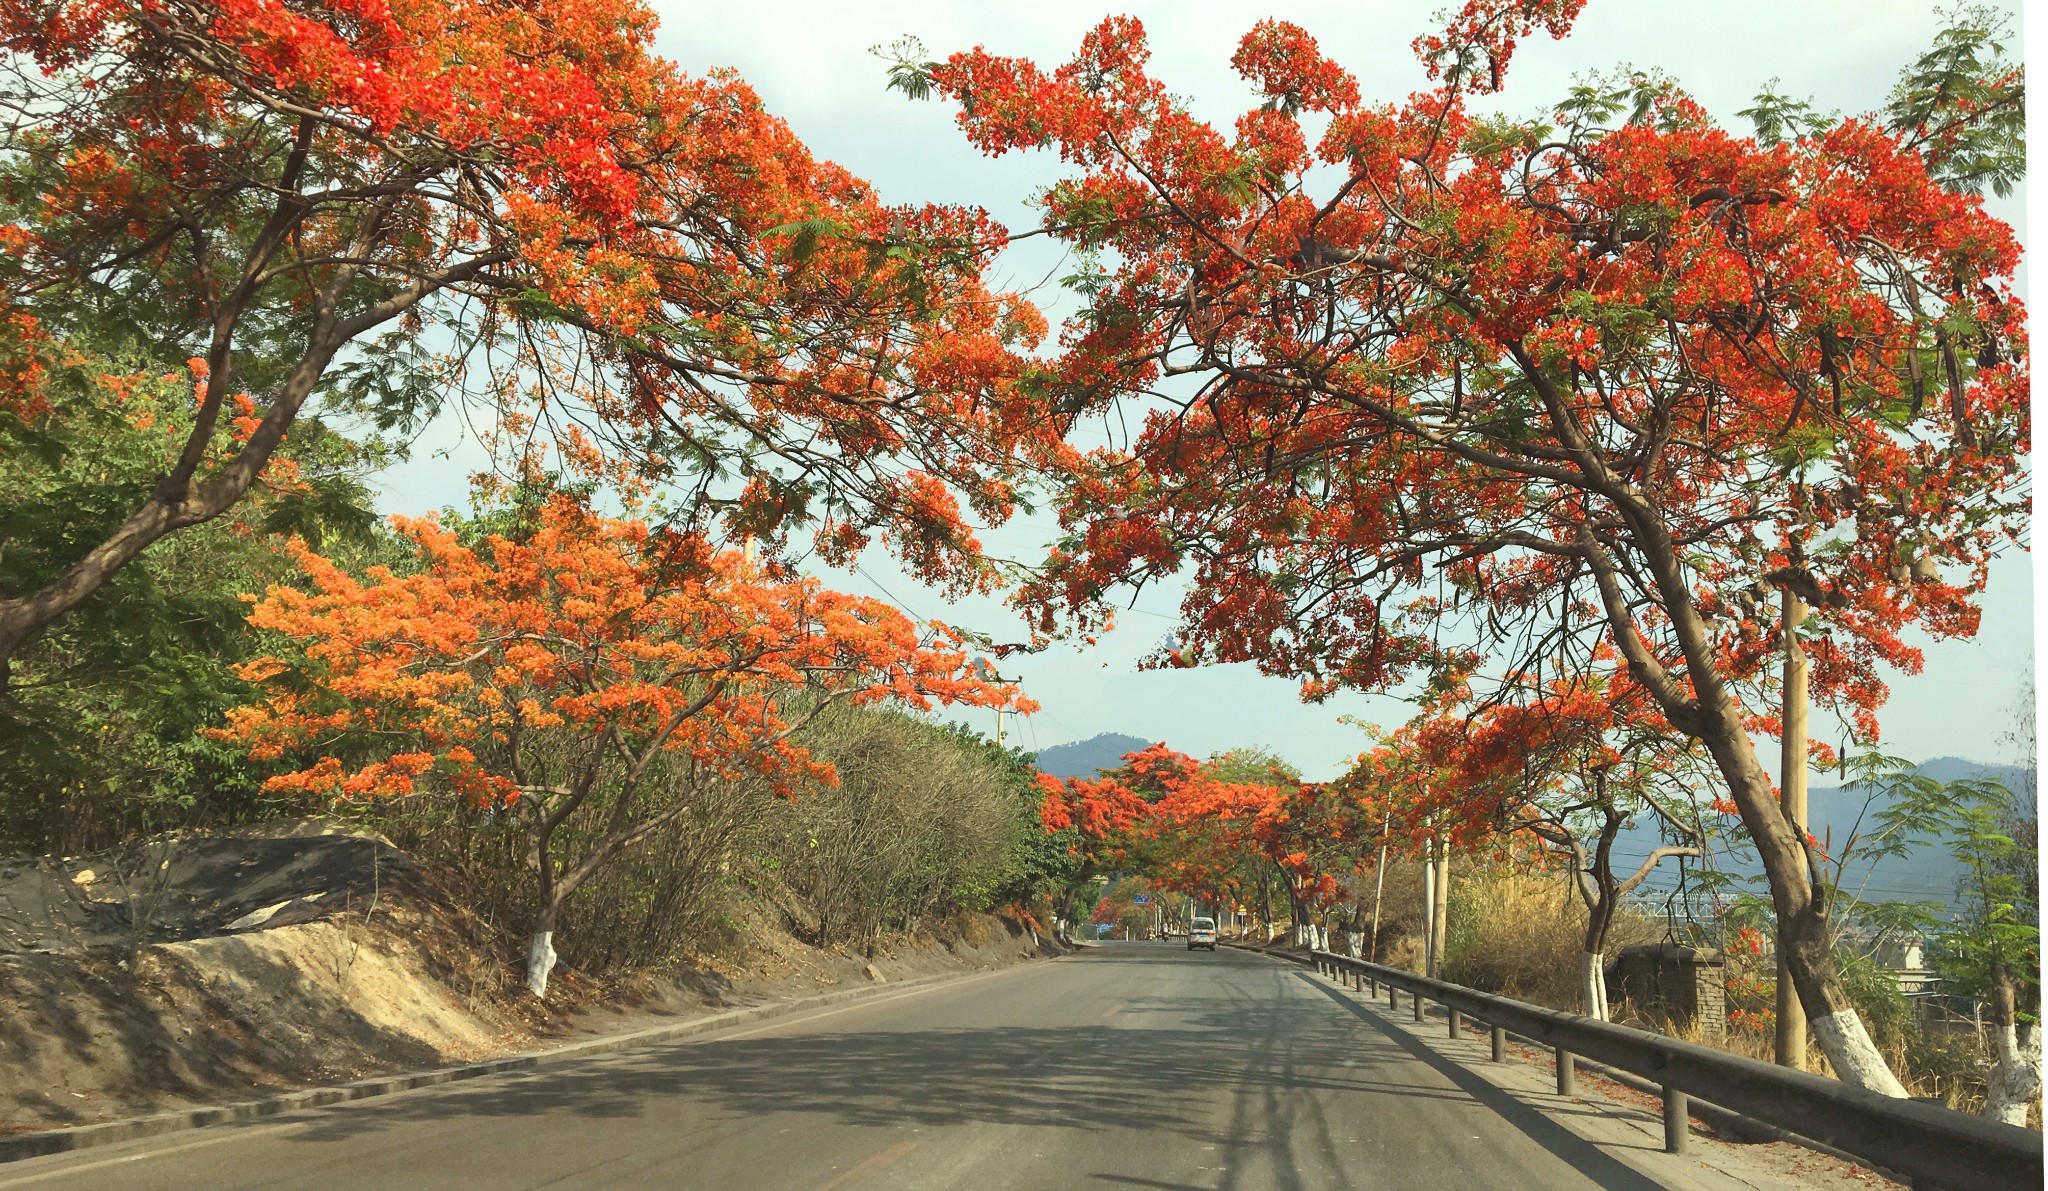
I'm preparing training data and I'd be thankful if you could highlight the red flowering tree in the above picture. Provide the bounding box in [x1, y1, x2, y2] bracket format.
[1035, 751, 1162, 939]
[218, 491, 1029, 996]
[1397, 666, 1711, 1019]
[1037, 744, 1296, 938]
[909, 2, 2026, 1092]
[1148, 749, 1297, 936]
[0, 0, 1061, 680]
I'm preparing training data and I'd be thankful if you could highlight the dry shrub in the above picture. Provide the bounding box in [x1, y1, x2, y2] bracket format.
[1441, 864, 1656, 1011]
[1356, 858, 1427, 966]
[769, 704, 1023, 950]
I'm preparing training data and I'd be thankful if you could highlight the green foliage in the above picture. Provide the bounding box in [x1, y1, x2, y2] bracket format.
[768, 705, 1041, 949]
[1926, 782, 2038, 1019]
[1735, 82, 1836, 145]
[874, 37, 939, 103]
[1552, 69, 1691, 138]
[0, 349, 386, 853]
[1203, 745, 1302, 786]
[1885, 4, 2026, 198]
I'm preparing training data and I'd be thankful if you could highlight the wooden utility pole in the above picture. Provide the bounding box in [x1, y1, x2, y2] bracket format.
[1776, 587, 1810, 1070]
[977, 659, 1016, 749]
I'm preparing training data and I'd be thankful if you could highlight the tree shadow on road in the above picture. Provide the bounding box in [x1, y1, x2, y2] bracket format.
[258, 950, 1673, 1190]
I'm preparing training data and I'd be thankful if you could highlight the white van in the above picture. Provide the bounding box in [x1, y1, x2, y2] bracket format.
[1187, 916, 1217, 951]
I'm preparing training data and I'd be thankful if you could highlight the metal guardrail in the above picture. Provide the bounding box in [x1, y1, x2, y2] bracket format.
[1305, 949, 2040, 1191]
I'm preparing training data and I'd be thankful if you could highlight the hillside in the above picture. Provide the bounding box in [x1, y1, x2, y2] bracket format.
[0, 823, 1058, 1134]
[1033, 733, 1157, 779]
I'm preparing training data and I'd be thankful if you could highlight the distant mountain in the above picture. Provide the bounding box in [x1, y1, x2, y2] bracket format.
[1620, 756, 2037, 915]
[1033, 733, 1157, 779]
[1905, 756, 2034, 793]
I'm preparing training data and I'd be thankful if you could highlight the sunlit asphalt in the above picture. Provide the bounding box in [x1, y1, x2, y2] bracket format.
[0, 944, 1706, 1190]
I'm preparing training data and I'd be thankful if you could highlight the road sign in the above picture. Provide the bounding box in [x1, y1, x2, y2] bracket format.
[1133, 896, 1150, 904]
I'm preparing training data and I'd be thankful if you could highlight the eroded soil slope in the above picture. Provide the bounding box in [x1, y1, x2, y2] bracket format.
[0, 825, 1056, 1135]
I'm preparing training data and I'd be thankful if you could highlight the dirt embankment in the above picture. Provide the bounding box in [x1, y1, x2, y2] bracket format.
[0, 826, 1057, 1136]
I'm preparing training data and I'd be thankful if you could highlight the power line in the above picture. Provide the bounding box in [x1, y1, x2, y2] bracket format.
[852, 564, 927, 624]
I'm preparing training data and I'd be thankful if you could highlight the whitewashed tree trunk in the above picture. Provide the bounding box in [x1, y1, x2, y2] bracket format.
[526, 930, 557, 999]
[1811, 1011, 1910, 1098]
[1580, 952, 1609, 1021]
[1345, 930, 1365, 959]
[1985, 1021, 2042, 1126]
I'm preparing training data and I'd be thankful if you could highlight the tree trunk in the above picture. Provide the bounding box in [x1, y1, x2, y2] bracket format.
[527, 901, 560, 999]
[1581, 951, 1610, 1023]
[1583, 516, 1907, 1093]
[1430, 843, 1449, 979]
[1582, 893, 1617, 1021]
[528, 814, 561, 999]
[1984, 968, 2043, 1126]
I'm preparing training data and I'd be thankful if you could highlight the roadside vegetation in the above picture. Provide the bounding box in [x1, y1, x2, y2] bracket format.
[1057, 736, 2037, 1124]
[0, 0, 2034, 1136]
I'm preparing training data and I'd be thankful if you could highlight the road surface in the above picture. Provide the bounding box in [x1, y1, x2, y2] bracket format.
[0, 945, 1843, 1190]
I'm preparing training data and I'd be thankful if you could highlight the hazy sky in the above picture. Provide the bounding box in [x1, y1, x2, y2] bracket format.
[371, 1, 2038, 782]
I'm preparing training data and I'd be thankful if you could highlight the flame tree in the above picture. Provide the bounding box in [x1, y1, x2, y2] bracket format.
[218, 488, 1029, 996]
[0, 0, 1064, 680]
[906, 1, 2026, 1093]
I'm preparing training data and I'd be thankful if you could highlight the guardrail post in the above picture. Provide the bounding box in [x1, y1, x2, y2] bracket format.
[1447, 1007, 1461, 1039]
[1490, 1025, 1506, 1063]
[1555, 1050, 1575, 1097]
[1412, 992, 1425, 1022]
[1663, 1088, 1688, 1154]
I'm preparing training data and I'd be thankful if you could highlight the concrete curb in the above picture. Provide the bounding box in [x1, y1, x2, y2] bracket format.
[0, 951, 1062, 1165]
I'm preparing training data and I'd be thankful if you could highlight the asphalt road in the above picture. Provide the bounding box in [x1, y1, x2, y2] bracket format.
[0, 944, 1755, 1190]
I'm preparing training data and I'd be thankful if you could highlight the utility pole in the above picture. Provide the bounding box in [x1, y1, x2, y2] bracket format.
[976, 659, 1017, 749]
[1776, 587, 1810, 1070]
[1368, 804, 1390, 963]
[1422, 827, 1437, 979]
[1431, 831, 1450, 980]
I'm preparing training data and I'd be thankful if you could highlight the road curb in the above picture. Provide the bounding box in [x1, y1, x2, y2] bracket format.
[0, 952, 1061, 1166]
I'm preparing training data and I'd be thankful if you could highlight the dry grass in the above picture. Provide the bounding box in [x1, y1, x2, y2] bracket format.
[1441, 866, 1657, 1012]
[1437, 862, 2027, 1125]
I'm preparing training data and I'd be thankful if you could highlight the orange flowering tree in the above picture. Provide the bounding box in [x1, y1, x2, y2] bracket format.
[0, 0, 1062, 681]
[1035, 743, 1184, 939]
[218, 491, 1030, 996]
[1036, 743, 1298, 938]
[906, 1, 2026, 1091]
[1146, 749, 1298, 937]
